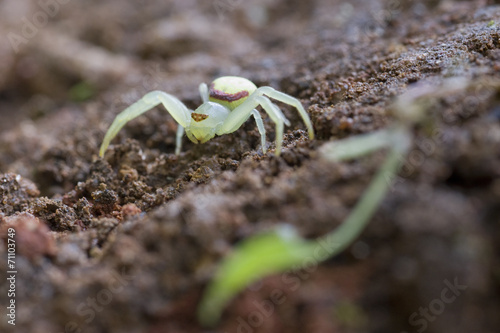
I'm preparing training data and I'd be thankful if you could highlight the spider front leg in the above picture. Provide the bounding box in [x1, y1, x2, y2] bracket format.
[254, 96, 287, 155]
[251, 109, 267, 153]
[99, 91, 191, 157]
[219, 95, 288, 155]
[254, 87, 315, 140]
[199, 83, 209, 103]
[176, 125, 185, 155]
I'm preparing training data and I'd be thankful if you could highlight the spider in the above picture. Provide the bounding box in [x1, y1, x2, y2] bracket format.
[99, 76, 314, 157]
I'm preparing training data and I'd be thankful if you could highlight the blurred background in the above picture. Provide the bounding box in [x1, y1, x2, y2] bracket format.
[0, 0, 320, 128]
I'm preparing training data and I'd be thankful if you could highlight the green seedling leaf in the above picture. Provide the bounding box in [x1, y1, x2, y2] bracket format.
[197, 225, 317, 326]
[319, 127, 410, 162]
[319, 129, 393, 161]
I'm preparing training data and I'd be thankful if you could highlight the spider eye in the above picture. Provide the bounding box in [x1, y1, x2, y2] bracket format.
[191, 113, 209, 122]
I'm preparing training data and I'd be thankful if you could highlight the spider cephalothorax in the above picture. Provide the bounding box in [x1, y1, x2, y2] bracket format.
[99, 76, 314, 157]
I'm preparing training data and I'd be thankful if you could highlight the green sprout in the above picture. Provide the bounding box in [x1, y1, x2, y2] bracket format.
[198, 125, 411, 326]
[196, 76, 474, 326]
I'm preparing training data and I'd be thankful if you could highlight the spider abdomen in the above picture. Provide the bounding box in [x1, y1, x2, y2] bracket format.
[209, 76, 257, 111]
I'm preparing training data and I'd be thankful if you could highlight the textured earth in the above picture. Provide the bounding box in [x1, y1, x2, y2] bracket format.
[0, 0, 499, 332]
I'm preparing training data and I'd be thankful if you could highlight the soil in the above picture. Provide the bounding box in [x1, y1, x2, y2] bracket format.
[1, 0, 500, 332]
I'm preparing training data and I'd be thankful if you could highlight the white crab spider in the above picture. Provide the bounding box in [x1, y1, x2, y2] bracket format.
[99, 76, 314, 157]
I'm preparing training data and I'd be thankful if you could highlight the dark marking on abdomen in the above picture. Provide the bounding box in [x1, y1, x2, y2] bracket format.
[209, 83, 249, 102]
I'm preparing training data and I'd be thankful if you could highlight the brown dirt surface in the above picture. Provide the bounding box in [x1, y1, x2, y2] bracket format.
[1, 0, 500, 332]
